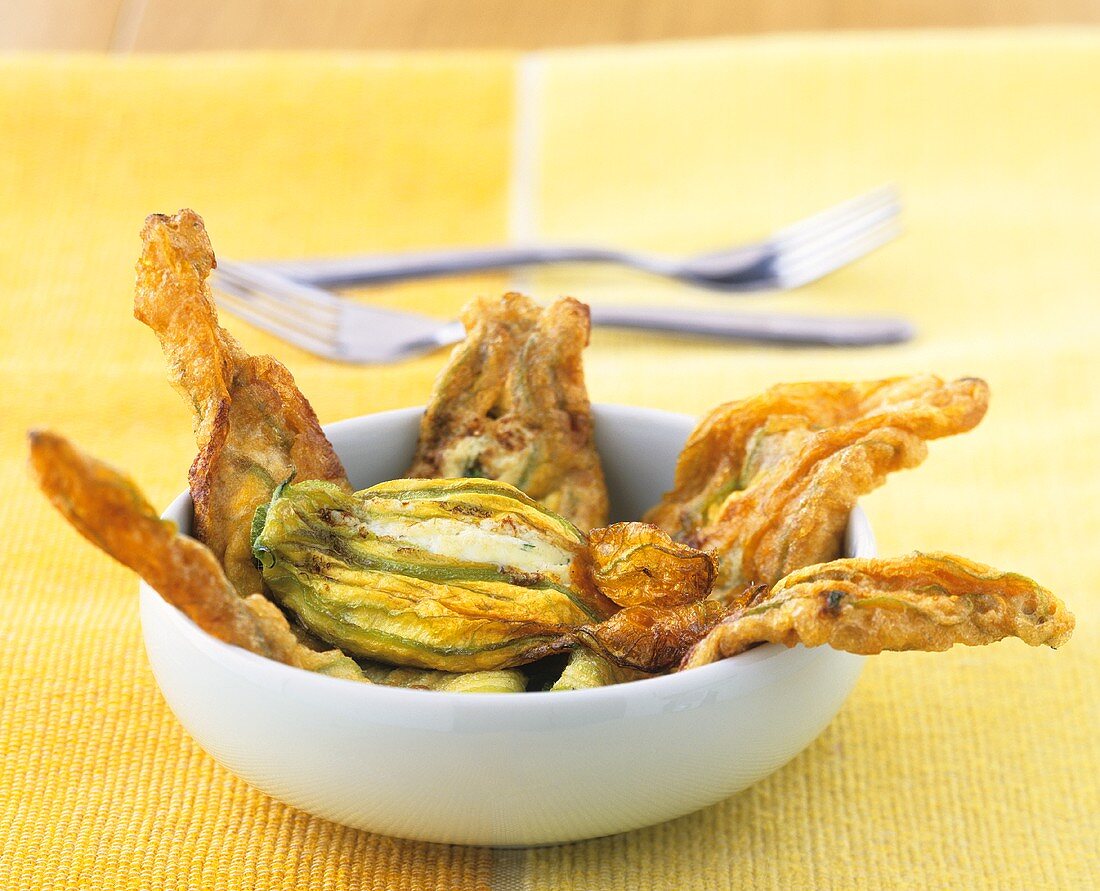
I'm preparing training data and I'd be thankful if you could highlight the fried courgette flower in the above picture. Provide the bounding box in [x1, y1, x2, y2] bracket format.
[645, 376, 990, 604]
[407, 292, 609, 533]
[31, 430, 282, 659]
[572, 599, 729, 673]
[252, 479, 719, 673]
[565, 522, 727, 673]
[680, 553, 1074, 669]
[29, 431, 526, 692]
[588, 522, 717, 607]
[549, 648, 649, 691]
[134, 210, 349, 599]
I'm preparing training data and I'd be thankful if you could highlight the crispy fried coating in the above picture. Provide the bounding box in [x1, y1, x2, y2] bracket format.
[573, 599, 729, 673]
[246, 594, 527, 690]
[358, 662, 527, 693]
[29, 431, 527, 691]
[589, 522, 717, 608]
[253, 477, 614, 672]
[254, 477, 723, 673]
[237, 593, 367, 678]
[645, 376, 990, 603]
[550, 649, 649, 691]
[407, 292, 609, 531]
[680, 553, 1074, 669]
[134, 209, 349, 598]
[29, 430, 279, 657]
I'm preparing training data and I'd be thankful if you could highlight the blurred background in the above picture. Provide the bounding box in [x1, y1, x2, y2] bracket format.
[4, 0, 1099, 51]
[3, 3, 1099, 890]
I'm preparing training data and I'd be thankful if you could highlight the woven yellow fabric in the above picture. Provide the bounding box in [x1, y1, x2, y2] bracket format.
[0, 53, 514, 891]
[1, 32, 1098, 890]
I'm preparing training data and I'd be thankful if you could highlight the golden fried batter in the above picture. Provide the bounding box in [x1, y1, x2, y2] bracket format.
[407, 292, 609, 531]
[573, 599, 728, 673]
[680, 552, 1074, 669]
[30, 431, 530, 691]
[550, 648, 649, 691]
[589, 522, 717, 608]
[29, 430, 279, 657]
[645, 376, 990, 603]
[568, 522, 724, 673]
[239, 593, 369, 678]
[246, 594, 527, 689]
[134, 210, 349, 598]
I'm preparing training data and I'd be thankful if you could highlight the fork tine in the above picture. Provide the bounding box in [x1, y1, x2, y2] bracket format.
[774, 197, 899, 268]
[774, 218, 902, 289]
[779, 198, 899, 260]
[215, 265, 464, 362]
[216, 291, 339, 358]
[215, 281, 341, 336]
[217, 261, 343, 312]
[213, 277, 340, 358]
[770, 186, 899, 251]
[215, 268, 343, 329]
[766, 188, 900, 288]
[213, 265, 342, 329]
[213, 271, 339, 333]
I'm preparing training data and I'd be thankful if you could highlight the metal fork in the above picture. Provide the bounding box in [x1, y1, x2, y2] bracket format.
[212, 186, 909, 362]
[212, 260, 914, 363]
[256, 187, 901, 291]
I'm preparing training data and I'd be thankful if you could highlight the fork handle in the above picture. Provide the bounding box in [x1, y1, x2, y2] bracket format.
[265, 246, 643, 288]
[587, 305, 914, 347]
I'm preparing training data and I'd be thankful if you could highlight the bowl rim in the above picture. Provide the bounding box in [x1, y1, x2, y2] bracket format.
[144, 403, 873, 705]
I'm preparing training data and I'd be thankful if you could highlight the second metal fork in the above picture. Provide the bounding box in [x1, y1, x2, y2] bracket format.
[260, 187, 901, 291]
[213, 261, 914, 362]
[211, 186, 911, 362]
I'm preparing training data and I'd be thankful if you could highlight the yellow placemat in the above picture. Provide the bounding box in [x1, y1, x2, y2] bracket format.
[0, 33, 1097, 890]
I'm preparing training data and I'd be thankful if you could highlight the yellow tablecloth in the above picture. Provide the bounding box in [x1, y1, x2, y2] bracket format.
[1, 32, 1097, 889]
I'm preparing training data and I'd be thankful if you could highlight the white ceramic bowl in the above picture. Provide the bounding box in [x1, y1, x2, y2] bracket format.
[140, 405, 873, 846]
